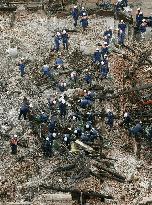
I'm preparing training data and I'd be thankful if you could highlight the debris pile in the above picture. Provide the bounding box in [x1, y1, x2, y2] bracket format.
[0, 4, 152, 205]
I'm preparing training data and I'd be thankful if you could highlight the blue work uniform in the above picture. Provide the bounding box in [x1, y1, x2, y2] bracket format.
[59, 102, 67, 118]
[80, 10, 87, 17]
[18, 103, 29, 120]
[62, 33, 69, 50]
[140, 23, 146, 33]
[72, 8, 79, 27]
[118, 22, 126, 33]
[19, 63, 25, 77]
[100, 64, 108, 78]
[80, 98, 92, 108]
[93, 50, 101, 63]
[101, 46, 109, 58]
[54, 35, 62, 52]
[129, 123, 143, 138]
[84, 74, 92, 84]
[80, 18, 88, 31]
[42, 65, 51, 77]
[55, 58, 63, 66]
[118, 30, 125, 45]
[106, 111, 114, 128]
[136, 13, 143, 27]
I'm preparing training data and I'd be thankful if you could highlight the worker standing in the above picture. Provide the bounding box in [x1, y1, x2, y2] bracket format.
[118, 29, 125, 45]
[18, 97, 30, 120]
[140, 19, 147, 38]
[80, 16, 88, 32]
[101, 43, 109, 59]
[59, 99, 67, 118]
[43, 137, 52, 157]
[105, 109, 114, 129]
[79, 7, 88, 32]
[118, 20, 127, 33]
[136, 11, 143, 27]
[62, 30, 69, 50]
[72, 5, 79, 27]
[93, 48, 101, 64]
[54, 32, 62, 52]
[129, 120, 143, 158]
[18, 60, 25, 77]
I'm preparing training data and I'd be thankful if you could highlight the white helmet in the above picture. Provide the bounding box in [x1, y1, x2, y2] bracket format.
[63, 30, 66, 34]
[74, 5, 77, 8]
[73, 116, 76, 120]
[57, 32, 61, 36]
[124, 112, 128, 117]
[43, 64, 49, 68]
[53, 100, 56, 104]
[107, 109, 111, 113]
[64, 136, 68, 141]
[52, 133, 56, 137]
[101, 61, 104, 65]
[14, 134, 17, 138]
[96, 48, 99, 51]
[61, 99, 66, 104]
[82, 7, 85, 10]
[46, 137, 49, 141]
[86, 124, 90, 128]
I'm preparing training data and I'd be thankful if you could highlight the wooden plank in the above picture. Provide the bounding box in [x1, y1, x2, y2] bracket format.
[75, 140, 94, 152]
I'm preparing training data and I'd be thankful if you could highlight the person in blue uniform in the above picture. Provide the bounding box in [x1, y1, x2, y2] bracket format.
[42, 64, 51, 78]
[100, 61, 108, 78]
[118, 29, 125, 45]
[93, 48, 101, 64]
[54, 32, 62, 52]
[118, 20, 127, 33]
[72, 5, 79, 27]
[62, 30, 69, 50]
[18, 60, 25, 77]
[80, 16, 88, 32]
[79, 7, 87, 17]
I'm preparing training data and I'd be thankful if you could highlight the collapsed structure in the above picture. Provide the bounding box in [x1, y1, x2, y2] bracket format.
[0, 0, 152, 205]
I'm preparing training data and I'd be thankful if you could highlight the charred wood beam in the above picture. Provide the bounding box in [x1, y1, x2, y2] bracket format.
[88, 169, 104, 183]
[0, 5, 17, 11]
[97, 83, 152, 100]
[93, 163, 126, 182]
[39, 184, 114, 200]
[53, 163, 76, 172]
[99, 172, 125, 183]
[123, 45, 152, 65]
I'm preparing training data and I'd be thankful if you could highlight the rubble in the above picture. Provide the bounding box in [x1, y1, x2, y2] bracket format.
[0, 2, 152, 205]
